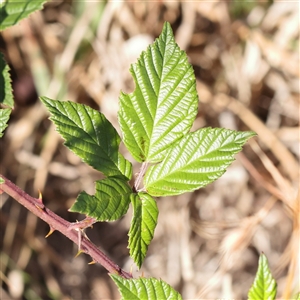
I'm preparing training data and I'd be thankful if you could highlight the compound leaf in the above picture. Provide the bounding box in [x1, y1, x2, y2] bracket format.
[41, 97, 132, 180]
[118, 22, 198, 163]
[0, 0, 47, 31]
[145, 128, 256, 196]
[128, 193, 158, 268]
[0, 53, 14, 108]
[110, 275, 182, 300]
[0, 108, 11, 138]
[248, 253, 277, 300]
[69, 177, 132, 221]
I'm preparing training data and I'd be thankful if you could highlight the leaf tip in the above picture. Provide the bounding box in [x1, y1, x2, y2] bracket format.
[163, 21, 172, 32]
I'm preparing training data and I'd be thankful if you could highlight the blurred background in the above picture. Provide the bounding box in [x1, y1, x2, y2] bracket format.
[0, 1, 299, 299]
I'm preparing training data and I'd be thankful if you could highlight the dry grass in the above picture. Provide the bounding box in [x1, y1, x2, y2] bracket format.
[0, 1, 299, 299]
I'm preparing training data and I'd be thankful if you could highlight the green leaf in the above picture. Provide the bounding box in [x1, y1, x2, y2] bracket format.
[0, 108, 11, 138]
[0, 53, 14, 108]
[128, 193, 158, 268]
[248, 253, 277, 300]
[0, 177, 5, 184]
[69, 177, 132, 221]
[110, 275, 182, 300]
[145, 128, 256, 196]
[118, 22, 198, 163]
[0, 0, 47, 31]
[40, 97, 132, 180]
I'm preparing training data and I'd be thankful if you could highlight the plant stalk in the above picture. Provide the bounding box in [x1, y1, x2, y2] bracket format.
[0, 174, 132, 279]
[134, 162, 148, 192]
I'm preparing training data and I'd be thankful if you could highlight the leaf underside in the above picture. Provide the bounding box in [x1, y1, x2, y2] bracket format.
[144, 128, 256, 196]
[110, 275, 182, 300]
[0, 53, 14, 108]
[248, 253, 277, 300]
[128, 193, 158, 268]
[118, 22, 198, 163]
[0, 0, 47, 31]
[40, 97, 132, 180]
[0, 108, 11, 138]
[69, 177, 132, 221]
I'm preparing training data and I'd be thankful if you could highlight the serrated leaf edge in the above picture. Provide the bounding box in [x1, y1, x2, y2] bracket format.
[128, 193, 158, 268]
[248, 253, 277, 300]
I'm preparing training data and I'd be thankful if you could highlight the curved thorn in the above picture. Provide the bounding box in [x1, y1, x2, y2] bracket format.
[45, 227, 55, 238]
[38, 190, 43, 202]
[75, 249, 84, 258]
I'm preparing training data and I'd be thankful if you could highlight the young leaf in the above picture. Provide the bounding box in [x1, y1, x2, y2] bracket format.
[0, 0, 47, 31]
[248, 253, 277, 300]
[128, 193, 158, 268]
[0, 108, 11, 138]
[144, 128, 256, 196]
[69, 177, 132, 221]
[40, 97, 132, 180]
[0, 177, 5, 184]
[118, 22, 198, 163]
[0, 53, 14, 108]
[110, 275, 182, 300]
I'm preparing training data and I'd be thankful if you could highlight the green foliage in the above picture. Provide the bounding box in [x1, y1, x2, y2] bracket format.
[110, 275, 182, 300]
[0, 53, 14, 139]
[0, 108, 11, 138]
[145, 128, 256, 196]
[40, 97, 132, 180]
[40, 22, 255, 272]
[248, 253, 277, 300]
[0, 0, 47, 31]
[0, 1, 269, 298]
[0, 0, 45, 138]
[0, 53, 14, 108]
[118, 22, 198, 163]
[128, 193, 158, 268]
[37, 21, 258, 298]
[69, 177, 132, 221]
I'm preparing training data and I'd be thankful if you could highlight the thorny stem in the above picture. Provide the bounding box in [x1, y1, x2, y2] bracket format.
[134, 162, 148, 192]
[0, 174, 132, 279]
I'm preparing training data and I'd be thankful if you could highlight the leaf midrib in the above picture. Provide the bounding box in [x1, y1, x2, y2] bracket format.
[148, 130, 240, 183]
[51, 103, 123, 171]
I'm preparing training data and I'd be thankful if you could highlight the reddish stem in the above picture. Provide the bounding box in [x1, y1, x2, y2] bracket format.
[0, 174, 132, 279]
[134, 162, 148, 192]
